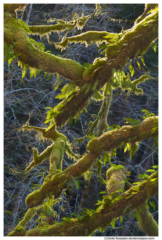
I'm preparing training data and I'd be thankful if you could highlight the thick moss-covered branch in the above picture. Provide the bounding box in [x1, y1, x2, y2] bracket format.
[4, 14, 85, 83]
[8, 207, 37, 236]
[29, 23, 74, 35]
[136, 203, 158, 236]
[25, 116, 157, 208]
[23, 172, 158, 236]
[25, 152, 97, 208]
[105, 9, 158, 60]
[8, 203, 57, 236]
[123, 175, 158, 236]
[4, 6, 158, 120]
[54, 9, 158, 126]
[87, 116, 158, 155]
[106, 167, 158, 236]
[29, 23, 74, 36]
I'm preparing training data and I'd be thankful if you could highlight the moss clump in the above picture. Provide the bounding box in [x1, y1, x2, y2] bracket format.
[106, 165, 125, 179]
[106, 165, 126, 195]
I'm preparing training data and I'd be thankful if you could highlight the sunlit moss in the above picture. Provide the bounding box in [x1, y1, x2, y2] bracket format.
[8, 207, 37, 236]
[105, 9, 158, 59]
[4, 14, 85, 83]
[55, 31, 122, 51]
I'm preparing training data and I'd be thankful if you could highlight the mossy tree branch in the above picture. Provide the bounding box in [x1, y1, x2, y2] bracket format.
[29, 23, 75, 35]
[4, 4, 158, 237]
[106, 166, 158, 236]
[54, 8, 158, 126]
[25, 116, 158, 208]
[136, 203, 158, 236]
[21, 172, 158, 236]
[29, 13, 91, 35]
[55, 31, 122, 51]
[11, 121, 79, 176]
[4, 6, 158, 126]
[87, 116, 158, 155]
[4, 14, 85, 84]
[135, 4, 158, 24]
[97, 84, 112, 137]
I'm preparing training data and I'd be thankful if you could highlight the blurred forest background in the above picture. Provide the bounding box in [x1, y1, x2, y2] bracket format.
[4, 4, 158, 236]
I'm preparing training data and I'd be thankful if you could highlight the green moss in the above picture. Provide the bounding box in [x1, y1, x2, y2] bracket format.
[87, 137, 103, 155]
[82, 56, 107, 81]
[26, 189, 44, 208]
[55, 31, 121, 51]
[137, 204, 158, 236]
[106, 165, 125, 179]
[106, 43, 121, 59]
[105, 9, 158, 59]
[4, 14, 85, 83]
[37, 203, 56, 217]
[8, 226, 26, 236]
[25, 228, 42, 236]
[106, 166, 126, 195]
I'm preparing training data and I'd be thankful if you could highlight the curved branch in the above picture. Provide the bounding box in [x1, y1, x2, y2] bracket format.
[54, 9, 158, 126]
[4, 15, 85, 83]
[25, 116, 158, 208]
[135, 4, 158, 24]
[4, 7, 158, 106]
[87, 116, 158, 154]
[24, 172, 158, 236]
[25, 152, 97, 208]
